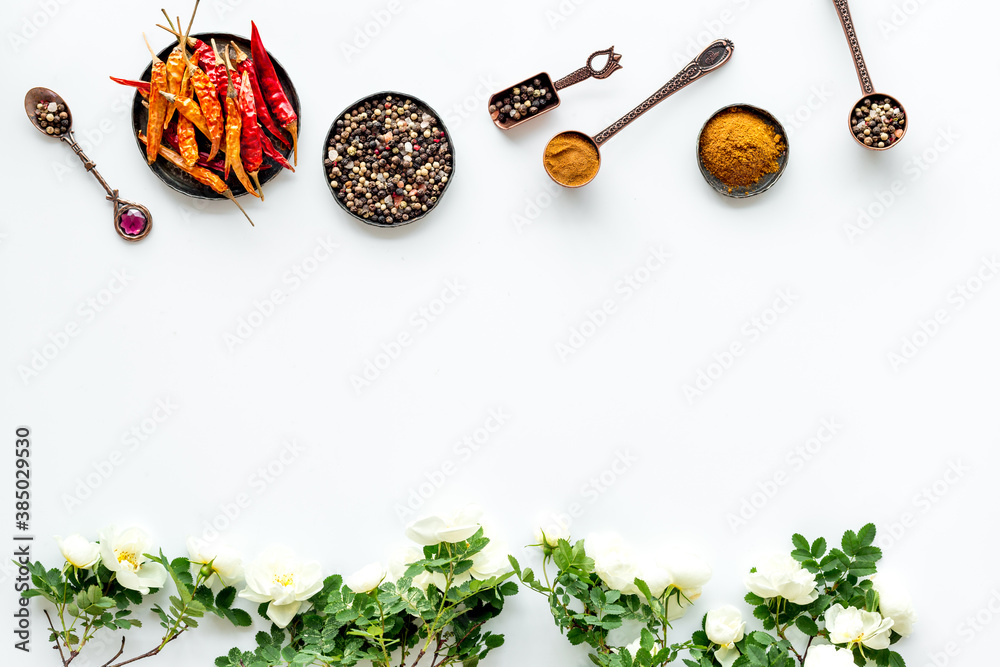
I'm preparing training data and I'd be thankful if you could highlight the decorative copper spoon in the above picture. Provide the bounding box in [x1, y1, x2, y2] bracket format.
[489, 46, 624, 130]
[543, 39, 734, 188]
[24, 87, 152, 241]
[831, 0, 908, 150]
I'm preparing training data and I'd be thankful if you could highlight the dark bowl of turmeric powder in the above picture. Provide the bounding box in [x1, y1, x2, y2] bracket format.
[697, 104, 788, 198]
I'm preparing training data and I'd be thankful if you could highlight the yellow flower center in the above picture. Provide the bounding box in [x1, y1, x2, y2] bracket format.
[116, 549, 140, 571]
[274, 572, 294, 587]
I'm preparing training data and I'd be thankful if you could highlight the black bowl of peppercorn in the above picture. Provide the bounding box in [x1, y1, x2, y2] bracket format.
[323, 91, 455, 228]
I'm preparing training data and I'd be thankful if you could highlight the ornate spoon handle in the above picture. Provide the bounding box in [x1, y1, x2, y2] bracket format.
[593, 39, 734, 147]
[832, 0, 875, 95]
[62, 130, 152, 242]
[553, 46, 623, 90]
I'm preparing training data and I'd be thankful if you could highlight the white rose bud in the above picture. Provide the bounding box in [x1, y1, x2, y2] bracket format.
[345, 562, 387, 594]
[55, 534, 100, 570]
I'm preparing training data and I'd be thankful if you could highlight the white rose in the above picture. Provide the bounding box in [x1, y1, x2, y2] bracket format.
[469, 539, 511, 580]
[345, 562, 387, 594]
[640, 551, 711, 619]
[534, 521, 570, 548]
[744, 554, 819, 606]
[706, 605, 746, 646]
[872, 573, 917, 637]
[803, 645, 857, 667]
[405, 505, 483, 546]
[386, 545, 423, 583]
[238, 547, 323, 628]
[587, 533, 640, 595]
[56, 534, 100, 570]
[98, 526, 167, 594]
[186, 537, 244, 588]
[706, 605, 745, 667]
[825, 604, 893, 650]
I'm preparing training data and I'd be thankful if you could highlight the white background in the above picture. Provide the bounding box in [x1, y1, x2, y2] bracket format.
[3, 0, 999, 666]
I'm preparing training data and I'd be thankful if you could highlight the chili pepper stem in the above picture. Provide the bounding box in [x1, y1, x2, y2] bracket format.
[249, 172, 264, 201]
[142, 32, 163, 62]
[286, 121, 297, 165]
[222, 190, 255, 226]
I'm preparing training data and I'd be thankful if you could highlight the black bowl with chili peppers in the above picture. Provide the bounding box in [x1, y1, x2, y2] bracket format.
[324, 92, 455, 228]
[130, 32, 299, 199]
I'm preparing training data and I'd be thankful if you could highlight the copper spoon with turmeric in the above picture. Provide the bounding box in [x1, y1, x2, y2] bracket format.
[543, 39, 735, 188]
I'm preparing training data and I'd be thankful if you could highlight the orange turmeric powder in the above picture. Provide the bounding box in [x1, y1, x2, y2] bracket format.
[699, 108, 785, 191]
[544, 131, 600, 187]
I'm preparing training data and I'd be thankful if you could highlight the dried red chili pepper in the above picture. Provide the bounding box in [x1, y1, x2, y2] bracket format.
[175, 72, 198, 166]
[230, 41, 289, 149]
[109, 76, 150, 97]
[218, 42, 259, 198]
[250, 21, 298, 164]
[139, 132, 254, 226]
[237, 70, 265, 199]
[260, 131, 294, 172]
[142, 33, 168, 165]
[158, 91, 211, 139]
[180, 48, 223, 159]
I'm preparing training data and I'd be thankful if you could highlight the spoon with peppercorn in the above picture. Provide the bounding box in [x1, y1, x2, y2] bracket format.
[23, 87, 152, 241]
[489, 46, 624, 131]
[831, 0, 908, 150]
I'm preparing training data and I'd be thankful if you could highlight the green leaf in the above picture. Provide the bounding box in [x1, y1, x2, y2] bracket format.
[792, 534, 810, 552]
[484, 634, 504, 649]
[841, 530, 859, 557]
[811, 538, 827, 559]
[858, 524, 877, 548]
[795, 616, 819, 636]
[888, 651, 906, 667]
[216, 586, 237, 609]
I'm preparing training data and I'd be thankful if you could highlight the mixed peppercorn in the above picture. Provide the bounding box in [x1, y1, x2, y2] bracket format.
[489, 78, 555, 127]
[326, 94, 454, 225]
[33, 100, 69, 136]
[852, 96, 905, 149]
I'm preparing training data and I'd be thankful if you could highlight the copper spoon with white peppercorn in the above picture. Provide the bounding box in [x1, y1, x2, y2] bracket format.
[23, 87, 152, 241]
[831, 0, 908, 150]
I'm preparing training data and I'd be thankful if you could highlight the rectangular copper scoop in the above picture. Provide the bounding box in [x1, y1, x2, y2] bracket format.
[488, 46, 623, 130]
